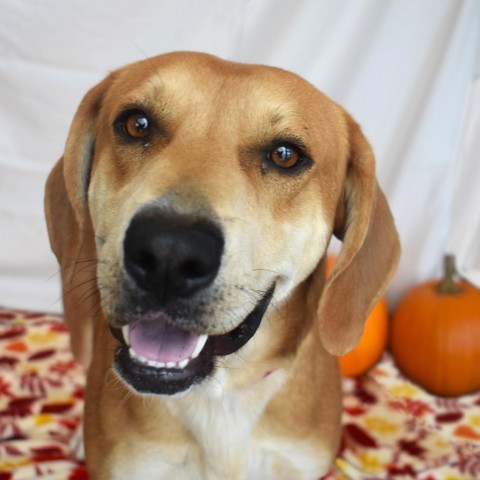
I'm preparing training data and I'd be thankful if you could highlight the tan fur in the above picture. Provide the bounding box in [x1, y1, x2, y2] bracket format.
[44, 52, 400, 479]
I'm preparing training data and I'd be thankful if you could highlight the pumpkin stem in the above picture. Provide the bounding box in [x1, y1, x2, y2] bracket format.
[437, 254, 462, 295]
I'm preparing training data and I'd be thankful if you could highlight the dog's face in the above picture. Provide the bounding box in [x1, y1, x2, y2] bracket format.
[45, 52, 400, 396]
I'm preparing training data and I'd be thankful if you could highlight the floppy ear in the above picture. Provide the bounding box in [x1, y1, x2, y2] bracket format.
[44, 75, 114, 367]
[318, 115, 400, 356]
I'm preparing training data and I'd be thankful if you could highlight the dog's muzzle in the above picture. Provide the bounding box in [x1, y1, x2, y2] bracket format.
[110, 207, 275, 395]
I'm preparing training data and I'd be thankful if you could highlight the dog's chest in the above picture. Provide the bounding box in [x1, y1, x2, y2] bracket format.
[166, 373, 280, 478]
[108, 370, 330, 480]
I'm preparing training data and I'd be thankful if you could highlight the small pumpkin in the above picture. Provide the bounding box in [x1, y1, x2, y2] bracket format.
[390, 255, 480, 397]
[326, 256, 389, 377]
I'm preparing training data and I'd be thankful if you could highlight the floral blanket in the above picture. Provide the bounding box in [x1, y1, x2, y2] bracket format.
[1, 307, 480, 479]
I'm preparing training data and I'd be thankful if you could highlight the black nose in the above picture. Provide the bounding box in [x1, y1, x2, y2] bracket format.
[123, 209, 224, 304]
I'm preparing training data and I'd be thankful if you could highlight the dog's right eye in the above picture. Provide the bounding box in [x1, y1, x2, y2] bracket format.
[117, 110, 152, 139]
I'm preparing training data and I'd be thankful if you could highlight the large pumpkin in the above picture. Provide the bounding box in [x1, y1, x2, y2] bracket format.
[390, 255, 480, 397]
[326, 256, 389, 377]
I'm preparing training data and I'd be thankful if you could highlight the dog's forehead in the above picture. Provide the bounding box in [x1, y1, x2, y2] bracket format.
[104, 53, 329, 127]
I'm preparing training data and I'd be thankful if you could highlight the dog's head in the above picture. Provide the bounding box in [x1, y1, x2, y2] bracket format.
[45, 52, 399, 395]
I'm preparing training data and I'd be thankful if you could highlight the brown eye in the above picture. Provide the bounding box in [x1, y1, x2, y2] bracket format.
[123, 112, 152, 139]
[269, 144, 302, 168]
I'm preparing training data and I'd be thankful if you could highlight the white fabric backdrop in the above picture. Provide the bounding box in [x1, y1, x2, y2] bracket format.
[0, 0, 479, 312]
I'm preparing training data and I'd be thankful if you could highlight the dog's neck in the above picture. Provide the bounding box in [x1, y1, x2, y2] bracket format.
[163, 364, 288, 477]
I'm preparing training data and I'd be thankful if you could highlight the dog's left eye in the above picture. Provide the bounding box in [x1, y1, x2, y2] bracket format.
[269, 144, 302, 169]
[119, 111, 152, 139]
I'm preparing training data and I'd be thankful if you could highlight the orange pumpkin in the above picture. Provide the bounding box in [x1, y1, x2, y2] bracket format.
[390, 255, 480, 397]
[326, 256, 389, 377]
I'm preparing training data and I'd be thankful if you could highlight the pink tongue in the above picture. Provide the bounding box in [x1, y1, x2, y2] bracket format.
[129, 319, 199, 363]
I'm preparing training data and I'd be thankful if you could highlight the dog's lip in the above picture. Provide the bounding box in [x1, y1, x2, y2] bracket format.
[110, 284, 275, 395]
[211, 284, 275, 356]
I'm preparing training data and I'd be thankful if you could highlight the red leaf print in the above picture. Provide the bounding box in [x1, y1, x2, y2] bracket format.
[0, 356, 19, 368]
[389, 398, 433, 417]
[24, 312, 45, 319]
[28, 348, 56, 361]
[41, 402, 74, 414]
[20, 371, 47, 395]
[435, 411, 463, 423]
[69, 465, 89, 480]
[0, 377, 14, 398]
[30, 445, 66, 462]
[50, 359, 77, 375]
[344, 423, 378, 448]
[0, 326, 25, 340]
[0, 311, 16, 320]
[398, 439, 426, 458]
[0, 472, 13, 480]
[387, 464, 416, 476]
[4, 444, 23, 456]
[1, 397, 39, 417]
[59, 417, 80, 431]
[353, 379, 377, 405]
[50, 323, 69, 333]
[344, 405, 367, 416]
[72, 386, 85, 399]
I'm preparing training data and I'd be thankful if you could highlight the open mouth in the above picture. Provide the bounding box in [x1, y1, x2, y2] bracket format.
[112, 285, 275, 395]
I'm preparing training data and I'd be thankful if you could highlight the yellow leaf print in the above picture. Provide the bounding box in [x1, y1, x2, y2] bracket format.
[334, 458, 353, 479]
[468, 414, 480, 428]
[35, 413, 54, 425]
[0, 458, 31, 470]
[357, 451, 384, 474]
[28, 330, 58, 345]
[445, 475, 473, 480]
[389, 382, 420, 398]
[364, 416, 398, 435]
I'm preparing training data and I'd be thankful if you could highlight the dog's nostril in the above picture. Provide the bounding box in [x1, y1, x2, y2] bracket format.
[137, 249, 156, 272]
[179, 259, 210, 280]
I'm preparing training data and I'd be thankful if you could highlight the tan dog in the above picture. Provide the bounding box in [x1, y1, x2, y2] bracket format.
[45, 52, 400, 480]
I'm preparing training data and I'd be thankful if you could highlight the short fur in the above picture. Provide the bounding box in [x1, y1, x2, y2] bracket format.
[45, 52, 400, 479]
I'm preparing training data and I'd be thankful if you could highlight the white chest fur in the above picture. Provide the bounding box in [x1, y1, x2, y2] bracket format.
[164, 368, 287, 479]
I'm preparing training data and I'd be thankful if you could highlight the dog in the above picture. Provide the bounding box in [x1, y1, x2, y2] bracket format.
[44, 52, 400, 479]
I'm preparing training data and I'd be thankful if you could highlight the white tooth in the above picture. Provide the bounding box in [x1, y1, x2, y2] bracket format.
[122, 325, 130, 345]
[191, 334, 208, 359]
[129, 347, 137, 359]
[138, 354, 149, 364]
[166, 362, 176, 368]
[157, 361, 166, 368]
[147, 360, 157, 367]
[178, 358, 189, 369]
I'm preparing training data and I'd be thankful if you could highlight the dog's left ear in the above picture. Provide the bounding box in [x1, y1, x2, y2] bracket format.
[317, 114, 400, 356]
[44, 74, 114, 366]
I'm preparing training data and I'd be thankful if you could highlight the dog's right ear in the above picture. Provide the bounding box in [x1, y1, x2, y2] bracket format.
[315, 114, 400, 357]
[44, 74, 114, 367]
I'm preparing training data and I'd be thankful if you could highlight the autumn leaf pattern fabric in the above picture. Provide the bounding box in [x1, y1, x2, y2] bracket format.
[1, 307, 480, 479]
[0, 308, 87, 479]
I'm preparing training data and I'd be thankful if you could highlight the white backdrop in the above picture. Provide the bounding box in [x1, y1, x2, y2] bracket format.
[0, 0, 479, 312]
